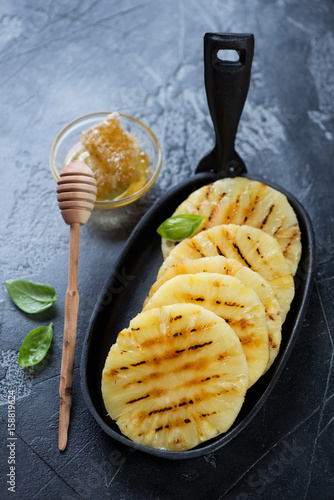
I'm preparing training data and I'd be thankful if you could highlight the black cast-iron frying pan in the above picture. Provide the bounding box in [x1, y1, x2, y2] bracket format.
[80, 33, 315, 459]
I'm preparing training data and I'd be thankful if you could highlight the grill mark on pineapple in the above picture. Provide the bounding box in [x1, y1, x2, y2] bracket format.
[239, 333, 256, 345]
[224, 195, 241, 223]
[141, 339, 159, 348]
[151, 342, 213, 368]
[216, 245, 225, 257]
[224, 301, 245, 308]
[147, 388, 229, 421]
[123, 370, 162, 389]
[268, 334, 274, 346]
[227, 317, 250, 329]
[232, 242, 252, 268]
[126, 394, 150, 404]
[256, 247, 265, 259]
[212, 278, 221, 287]
[136, 325, 210, 353]
[149, 405, 173, 415]
[283, 236, 298, 256]
[208, 206, 218, 222]
[149, 398, 194, 416]
[170, 314, 183, 322]
[269, 335, 277, 348]
[208, 192, 226, 222]
[190, 241, 206, 257]
[134, 385, 240, 428]
[180, 358, 209, 372]
[244, 194, 260, 223]
[217, 353, 230, 361]
[131, 360, 146, 367]
[173, 331, 184, 337]
[260, 204, 274, 229]
[154, 421, 188, 432]
[273, 224, 282, 236]
[188, 341, 212, 351]
[205, 185, 212, 198]
[105, 368, 119, 377]
[200, 411, 217, 418]
[178, 399, 194, 407]
[201, 374, 220, 382]
[218, 384, 244, 395]
[192, 296, 205, 302]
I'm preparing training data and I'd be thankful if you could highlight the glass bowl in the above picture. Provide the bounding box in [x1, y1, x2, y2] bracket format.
[50, 112, 162, 209]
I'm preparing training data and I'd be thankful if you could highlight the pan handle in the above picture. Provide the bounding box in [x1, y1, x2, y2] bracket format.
[196, 33, 254, 176]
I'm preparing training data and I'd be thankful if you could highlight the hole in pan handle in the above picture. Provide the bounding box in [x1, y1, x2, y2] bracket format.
[196, 32, 254, 177]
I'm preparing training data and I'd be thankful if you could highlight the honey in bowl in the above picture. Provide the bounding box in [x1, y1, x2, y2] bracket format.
[64, 112, 150, 202]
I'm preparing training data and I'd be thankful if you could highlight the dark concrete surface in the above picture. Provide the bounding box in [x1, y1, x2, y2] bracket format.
[0, 1, 333, 499]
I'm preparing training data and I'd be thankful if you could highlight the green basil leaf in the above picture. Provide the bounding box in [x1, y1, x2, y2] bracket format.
[18, 323, 53, 367]
[5, 279, 58, 314]
[157, 214, 208, 241]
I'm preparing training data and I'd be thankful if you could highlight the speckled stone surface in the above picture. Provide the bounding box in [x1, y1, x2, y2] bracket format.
[0, 1, 333, 499]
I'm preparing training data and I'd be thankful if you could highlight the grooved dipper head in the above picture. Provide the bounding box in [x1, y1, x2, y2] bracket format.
[57, 161, 97, 225]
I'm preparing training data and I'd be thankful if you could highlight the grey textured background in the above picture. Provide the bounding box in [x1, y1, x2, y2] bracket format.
[0, 0, 333, 499]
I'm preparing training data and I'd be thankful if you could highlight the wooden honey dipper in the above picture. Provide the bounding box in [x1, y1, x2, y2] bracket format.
[56, 160, 97, 451]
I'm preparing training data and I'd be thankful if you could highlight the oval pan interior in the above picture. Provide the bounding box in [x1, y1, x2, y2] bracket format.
[80, 171, 315, 460]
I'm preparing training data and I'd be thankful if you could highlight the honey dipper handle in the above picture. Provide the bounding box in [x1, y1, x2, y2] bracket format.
[58, 222, 80, 451]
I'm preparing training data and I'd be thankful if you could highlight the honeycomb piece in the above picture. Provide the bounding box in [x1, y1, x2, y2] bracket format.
[80, 112, 143, 197]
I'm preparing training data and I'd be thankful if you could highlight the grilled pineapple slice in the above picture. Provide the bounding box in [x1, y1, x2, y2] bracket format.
[144, 256, 282, 369]
[158, 224, 294, 322]
[161, 177, 301, 275]
[102, 303, 249, 452]
[144, 273, 269, 387]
